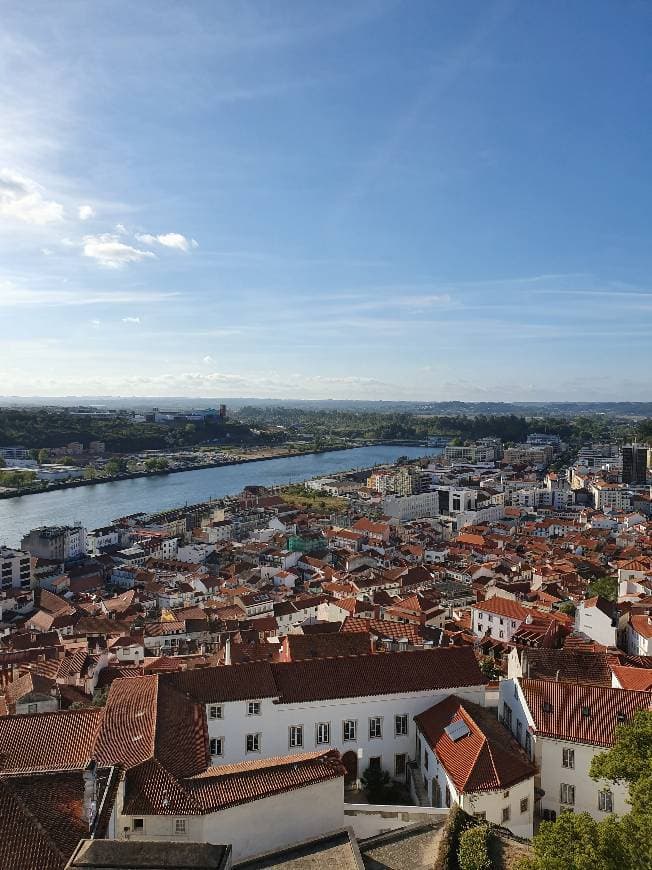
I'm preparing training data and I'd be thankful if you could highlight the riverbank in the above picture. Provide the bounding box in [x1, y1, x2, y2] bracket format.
[0, 440, 384, 501]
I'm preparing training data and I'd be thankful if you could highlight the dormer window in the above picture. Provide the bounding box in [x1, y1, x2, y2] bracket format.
[542, 702, 553, 713]
[616, 711, 627, 724]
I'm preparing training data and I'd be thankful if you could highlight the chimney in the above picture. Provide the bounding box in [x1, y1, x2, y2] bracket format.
[224, 636, 231, 666]
[82, 759, 97, 828]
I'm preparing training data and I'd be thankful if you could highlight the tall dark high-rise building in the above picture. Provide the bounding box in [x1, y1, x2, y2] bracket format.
[622, 444, 647, 485]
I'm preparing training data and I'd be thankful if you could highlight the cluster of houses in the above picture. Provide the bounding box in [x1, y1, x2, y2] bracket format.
[0, 439, 651, 867]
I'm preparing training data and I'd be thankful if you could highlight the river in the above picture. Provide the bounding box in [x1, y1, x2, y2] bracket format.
[0, 445, 441, 548]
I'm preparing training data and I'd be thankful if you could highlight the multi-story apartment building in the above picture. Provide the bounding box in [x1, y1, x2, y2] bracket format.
[0, 546, 33, 592]
[622, 444, 648, 485]
[444, 444, 499, 464]
[383, 491, 439, 522]
[20, 523, 87, 561]
[587, 480, 632, 511]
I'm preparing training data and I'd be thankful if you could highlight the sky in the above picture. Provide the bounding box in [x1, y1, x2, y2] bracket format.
[1, 0, 651, 402]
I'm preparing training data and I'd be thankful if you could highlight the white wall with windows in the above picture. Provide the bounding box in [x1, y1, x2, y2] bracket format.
[206, 685, 485, 779]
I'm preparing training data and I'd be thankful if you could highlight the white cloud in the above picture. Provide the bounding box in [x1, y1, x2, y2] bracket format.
[122, 316, 141, 324]
[82, 233, 156, 268]
[0, 168, 64, 224]
[41, 248, 52, 256]
[90, 318, 101, 328]
[0, 278, 177, 307]
[203, 355, 214, 364]
[136, 231, 195, 252]
[115, 223, 128, 235]
[78, 204, 95, 220]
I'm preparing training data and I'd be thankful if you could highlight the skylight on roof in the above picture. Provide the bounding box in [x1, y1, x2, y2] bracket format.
[445, 719, 471, 742]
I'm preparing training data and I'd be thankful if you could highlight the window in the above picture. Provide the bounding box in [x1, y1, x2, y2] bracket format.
[132, 819, 144, 831]
[369, 755, 381, 771]
[581, 706, 591, 718]
[616, 711, 627, 724]
[246, 733, 261, 753]
[209, 737, 224, 757]
[525, 732, 532, 758]
[562, 748, 575, 769]
[516, 720, 522, 744]
[503, 703, 512, 728]
[247, 701, 261, 716]
[499, 630, 504, 639]
[424, 749, 429, 770]
[395, 713, 409, 736]
[445, 785, 451, 808]
[208, 704, 223, 720]
[174, 819, 186, 835]
[520, 797, 529, 814]
[502, 806, 511, 823]
[488, 614, 493, 622]
[395, 753, 407, 778]
[474, 811, 487, 821]
[560, 783, 575, 806]
[598, 789, 613, 813]
[369, 716, 383, 739]
[343, 719, 357, 741]
[289, 725, 303, 749]
[27, 703, 38, 714]
[542, 701, 553, 713]
[316, 722, 330, 745]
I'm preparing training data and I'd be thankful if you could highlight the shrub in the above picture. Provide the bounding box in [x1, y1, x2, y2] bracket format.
[458, 824, 491, 870]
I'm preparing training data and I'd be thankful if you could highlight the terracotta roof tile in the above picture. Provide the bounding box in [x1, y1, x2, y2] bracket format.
[0, 708, 103, 774]
[519, 678, 652, 746]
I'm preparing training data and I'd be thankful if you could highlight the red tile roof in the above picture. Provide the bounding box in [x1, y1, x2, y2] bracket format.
[165, 647, 484, 705]
[472, 596, 529, 621]
[415, 696, 534, 793]
[0, 708, 103, 774]
[519, 678, 652, 746]
[611, 665, 652, 692]
[123, 750, 345, 815]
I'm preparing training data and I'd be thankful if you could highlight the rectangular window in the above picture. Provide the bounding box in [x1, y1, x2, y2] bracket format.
[502, 806, 511, 823]
[525, 732, 532, 759]
[395, 714, 408, 736]
[598, 790, 613, 813]
[247, 701, 261, 716]
[27, 703, 38, 714]
[503, 703, 512, 728]
[369, 716, 383, 739]
[394, 753, 407, 778]
[209, 737, 224, 757]
[316, 722, 330, 745]
[369, 755, 381, 771]
[174, 819, 186, 834]
[560, 783, 575, 806]
[562, 748, 575, 769]
[516, 720, 523, 744]
[474, 811, 487, 821]
[246, 733, 261, 753]
[520, 797, 529, 814]
[343, 719, 357, 742]
[445, 785, 451, 808]
[208, 704, 223, 720]
[289, 725, 303, 749]
[424, 749, 429, 770]
[132, 818, 144, 831]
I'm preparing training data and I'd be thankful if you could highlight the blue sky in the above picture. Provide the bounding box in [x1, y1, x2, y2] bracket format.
[1, 0, 651, 401]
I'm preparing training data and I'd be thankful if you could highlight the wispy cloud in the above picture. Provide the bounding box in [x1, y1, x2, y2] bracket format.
[82, 233, 156, 268]
[122, 316, 141, 324]
[135, 231, 197, 252]
[0, 279, 176, 307]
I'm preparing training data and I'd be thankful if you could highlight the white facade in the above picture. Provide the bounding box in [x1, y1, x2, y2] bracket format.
[383, 492, 439, 522]
[117, 777, 344, 864]
[0, 546, 32, 592]
[206, 685, 486, 779]
[416, 733, 534, 838]
[574, 601, 617, 648]
[626, 620, 652, 656]
[498, 678, 629, 822]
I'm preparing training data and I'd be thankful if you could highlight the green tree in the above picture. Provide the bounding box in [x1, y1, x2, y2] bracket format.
[586, 576, 618, 601]
[458, 824, 491, 870]
[479, 656, 501, 680]
[104, 459, 121, 476]
[0, 458, 5, 468]
[590, 710, 652, 792]
[361, 765, 400, 804]
[38, 448, 50, 464]
[518, 812, 627, 870]
[558, 601, 576, 617]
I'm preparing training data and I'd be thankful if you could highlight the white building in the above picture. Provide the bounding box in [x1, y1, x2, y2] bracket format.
[383, 491, 439, 522]
[498, 677, 652, 822]
[166, 647, 486, 785]
[0, 546, 32, 593]
[626, 613, 652, 656]
[470, 596, 529, 642]
[414, 695, 535, 837]
[574, 596, 621, 648]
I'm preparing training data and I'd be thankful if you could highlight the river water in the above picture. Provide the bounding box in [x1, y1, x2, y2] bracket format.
[0, 445, 441, 548]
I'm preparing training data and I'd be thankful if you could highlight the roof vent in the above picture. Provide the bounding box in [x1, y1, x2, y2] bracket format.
[445, 720, 471, 742]
[581, 706, 591, 717]
[542, 702, 553, 713]
[616, 711, 627, 724]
